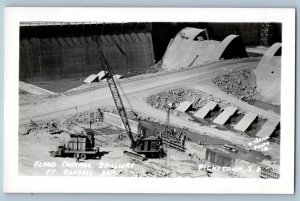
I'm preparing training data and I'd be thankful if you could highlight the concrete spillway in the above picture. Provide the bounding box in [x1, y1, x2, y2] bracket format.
[161, 27, 248, 71]
[253, 43, 281, 105]
[19, 23, 155, 82]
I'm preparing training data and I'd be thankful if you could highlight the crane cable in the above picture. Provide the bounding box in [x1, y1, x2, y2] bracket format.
[100, 23, 137, 119]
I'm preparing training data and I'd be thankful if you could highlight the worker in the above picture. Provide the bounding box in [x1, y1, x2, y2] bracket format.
[178, 131, 183, 142]
[136, 133, 143, 144]
[117, 134, 123, 140]
[172, 128, 177, 140]
[158, 131, 162, 139]
[75, 154, 80, 163]
[141, 129, 146, 138]
[157, 131, 162, 145]
[181, 133, 187, 147]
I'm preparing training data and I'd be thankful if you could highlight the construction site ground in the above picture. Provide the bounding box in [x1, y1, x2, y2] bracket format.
[19, 116, 270, 178]
[19, 57, 280, 177]
[19, 118, 234, 178]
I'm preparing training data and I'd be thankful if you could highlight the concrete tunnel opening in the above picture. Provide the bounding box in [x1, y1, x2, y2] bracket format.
[274, 47, 281, 56]
[219, 35, 248, 59]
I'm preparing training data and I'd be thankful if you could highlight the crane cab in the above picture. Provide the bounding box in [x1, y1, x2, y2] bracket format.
[135, 136, 163, 158]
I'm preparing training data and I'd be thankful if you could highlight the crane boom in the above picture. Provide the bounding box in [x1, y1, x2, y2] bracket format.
[93, 37, 135, 148]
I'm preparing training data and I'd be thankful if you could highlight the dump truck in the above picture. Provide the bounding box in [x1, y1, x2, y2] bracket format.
[49, 128, 100, 160]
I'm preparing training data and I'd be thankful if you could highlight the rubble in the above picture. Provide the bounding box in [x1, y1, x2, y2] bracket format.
[211, 69, 257, 101]
[150, 60, 163, 73]
[101, 107, 158, 123]
[146, 88, 232, 111]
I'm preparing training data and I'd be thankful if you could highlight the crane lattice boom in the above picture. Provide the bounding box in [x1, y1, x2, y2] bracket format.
[94, 37, 135, 148]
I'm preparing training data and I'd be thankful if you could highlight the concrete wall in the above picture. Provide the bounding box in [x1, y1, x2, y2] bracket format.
[204, 147, 261, 178]
[151, 23, 281, 61]
[253, 43, 281, 105]
[210, 35, 248, 60]
[205, 148, 235, 167]
[162, 27, 247, 70]
[19, 23, 155, 82]
[103, 112, 138, 134]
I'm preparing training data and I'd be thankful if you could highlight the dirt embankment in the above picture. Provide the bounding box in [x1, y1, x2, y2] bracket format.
[146, 88, 233, 111]
[211, 69, 257, 101]
[19, 90, 47, 106]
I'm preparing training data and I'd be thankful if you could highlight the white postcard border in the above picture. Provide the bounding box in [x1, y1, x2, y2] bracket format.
[3, 7, 295, 193]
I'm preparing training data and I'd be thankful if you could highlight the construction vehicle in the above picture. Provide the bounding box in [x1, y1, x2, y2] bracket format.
[49, 128, 100, 160]
[93, 36, 163, 161]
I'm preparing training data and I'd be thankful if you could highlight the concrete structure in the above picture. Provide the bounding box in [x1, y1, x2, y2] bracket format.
[137, 121, 161, 138]
[194, 101, 219, 119]
[253, 43, 281, 105]
[260, 165, 280, 179]
[175, 101, 193, 112]
[234, 112, 258, 132]
[103, 112, 138, 133]
[151, 23, 281, 62]
[213, 106, 238, 125]
[84, 74, 98, 83]
[19, 23, 154, 82]
[113, 74, 122, 80]
[161, 27, 247, 71]
[96, 71, 106, 80]
[209, 35, 248, 60]
[205, 147, 262, 178]
[84, 71, 107, 83]
[256, 119, 280, 138]
[205, 147, 235, 167]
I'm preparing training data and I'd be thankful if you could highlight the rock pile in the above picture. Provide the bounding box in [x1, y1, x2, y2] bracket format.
[65, 110, 104, 128]
[20, 119, 63, 135]
[146, 88, 232, 111]
[211, 69, 257, 100]
[150, 60, 163, 73]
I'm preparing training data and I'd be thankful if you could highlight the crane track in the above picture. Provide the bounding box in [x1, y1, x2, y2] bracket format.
[123, 151, 146, 161]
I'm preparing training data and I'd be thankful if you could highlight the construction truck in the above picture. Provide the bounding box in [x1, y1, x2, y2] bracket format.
[49, 128, 100, 160]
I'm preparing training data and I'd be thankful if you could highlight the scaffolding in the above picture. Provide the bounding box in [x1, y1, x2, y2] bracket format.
[260, 23, 273, 47]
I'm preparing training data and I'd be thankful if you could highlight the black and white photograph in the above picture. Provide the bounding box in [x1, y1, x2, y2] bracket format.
[3, 7, 295, 193]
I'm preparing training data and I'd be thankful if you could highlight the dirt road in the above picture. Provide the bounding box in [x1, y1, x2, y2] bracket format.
[20, 58, 261, 124]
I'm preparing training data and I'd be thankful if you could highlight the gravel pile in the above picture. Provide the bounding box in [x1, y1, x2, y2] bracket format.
[211, 69, 257, 100]
[150, 60, 163, 73]
[146, 88, 232, 111]
[20, 118, 63, 135]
